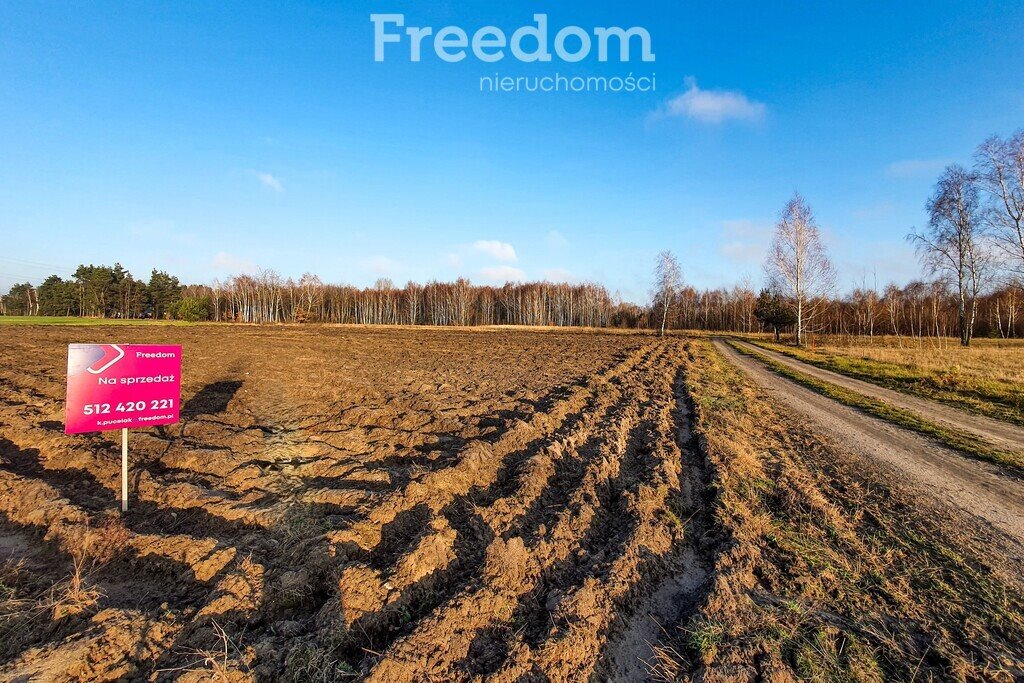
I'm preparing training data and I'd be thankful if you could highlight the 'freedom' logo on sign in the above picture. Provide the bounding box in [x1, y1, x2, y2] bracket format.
[65, 344, 182, 434]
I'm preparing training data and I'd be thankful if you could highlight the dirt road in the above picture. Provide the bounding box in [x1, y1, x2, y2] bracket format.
[731, 339, 1024, 452]
[713, 339, 1024, 549]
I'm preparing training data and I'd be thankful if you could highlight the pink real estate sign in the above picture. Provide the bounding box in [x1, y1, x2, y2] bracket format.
[65, 344, 182, 434]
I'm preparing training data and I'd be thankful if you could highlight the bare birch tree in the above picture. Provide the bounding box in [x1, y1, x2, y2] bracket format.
[909, 164, 988, 346]
[976, 131, 1024, 280]
[652, 250, 682, 336]
[765, 193, 835, 345]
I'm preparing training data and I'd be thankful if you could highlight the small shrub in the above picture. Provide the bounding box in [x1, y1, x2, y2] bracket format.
[172, 296, 211, 322]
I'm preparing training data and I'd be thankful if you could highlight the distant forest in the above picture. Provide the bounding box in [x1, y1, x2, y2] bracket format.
[1, 264, 1021, 339]
[3, 130, 1023, 342]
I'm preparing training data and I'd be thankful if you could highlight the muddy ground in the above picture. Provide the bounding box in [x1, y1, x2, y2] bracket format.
[1, 325, 1022, 682]
[0, 326, 709, 681]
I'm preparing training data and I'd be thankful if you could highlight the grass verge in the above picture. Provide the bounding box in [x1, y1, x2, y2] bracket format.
[0, 316, 193, 326]
[748, 338, 1024, 428]
[663, 338, 1024, 681]
[729, 340, 1024, 474]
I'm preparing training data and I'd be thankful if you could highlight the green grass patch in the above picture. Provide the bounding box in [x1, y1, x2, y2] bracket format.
[786, 624, 883, 683]
[748, 339, 1024, 428]
[686, 617, 725, 662]
[0, 316, 193, 326]
[729, 341, 1024, 474]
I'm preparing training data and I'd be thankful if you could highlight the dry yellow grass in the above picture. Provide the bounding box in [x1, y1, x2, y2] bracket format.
[747, 334, 1024, 426]
[811, 335, 1024, 386]
[666, 338, 1024, 680]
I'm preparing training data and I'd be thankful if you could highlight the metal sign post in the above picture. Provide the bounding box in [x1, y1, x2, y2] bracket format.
[121, 428, 129, 512]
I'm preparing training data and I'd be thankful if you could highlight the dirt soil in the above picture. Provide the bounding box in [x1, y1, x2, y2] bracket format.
[0, 325, 709, 681]
[3, 325, 1022, 682]
[733, 339, 1024, 451]
[715, 338, 1024, 554]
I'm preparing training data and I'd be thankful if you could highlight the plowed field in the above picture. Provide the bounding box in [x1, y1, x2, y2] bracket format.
[0, 326, 704, 681]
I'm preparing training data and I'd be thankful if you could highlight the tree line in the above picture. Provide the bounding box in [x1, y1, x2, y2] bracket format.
[3, 130, 1022, 344]
[0, 265, 192, 320]
[0, 269, 644, 327]
[3, 260, 1022, 339]
[198, 276, 634, 327]
[4, 259, 1020, 341]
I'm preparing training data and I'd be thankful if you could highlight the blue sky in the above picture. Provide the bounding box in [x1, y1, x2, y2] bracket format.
[2, 1, 1023, 302]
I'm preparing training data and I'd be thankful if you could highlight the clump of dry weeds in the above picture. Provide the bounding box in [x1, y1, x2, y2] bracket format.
[0, 558, 33, 624]
[47, 515, 130, 620]
[0, 513, 132, 662]
[155, 620, 252, 681]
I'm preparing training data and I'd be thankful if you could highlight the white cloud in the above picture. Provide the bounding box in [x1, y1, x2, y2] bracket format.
[850, 201, 897, 220]
[472, 240, 517, 262]
[720, 219, 764, 237]
[479, 265, 526, 283]
[718, 219, 770, 266]
[363, 255, 396, 276]
[254, 171, 284, 192]
[885, 159, 950, 179]
[211, 252, 257, 274]
[660, 77, 766, 124]
[832, 238, 920, 287]
[544, 230, 569, 249]
[720, 241, 765, 265]
[543, 268, 576, 282]
[444, 253, 462, 268]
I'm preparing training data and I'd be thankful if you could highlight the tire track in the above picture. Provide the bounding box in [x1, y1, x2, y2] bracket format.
[732, 339, 1024, 452]
[488, 348, 708, 682]
[327, 342, 658, 556]
[714, 338, 1024, 549]
[359, 341, 697, 682]
[317, 343, 672, 674]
